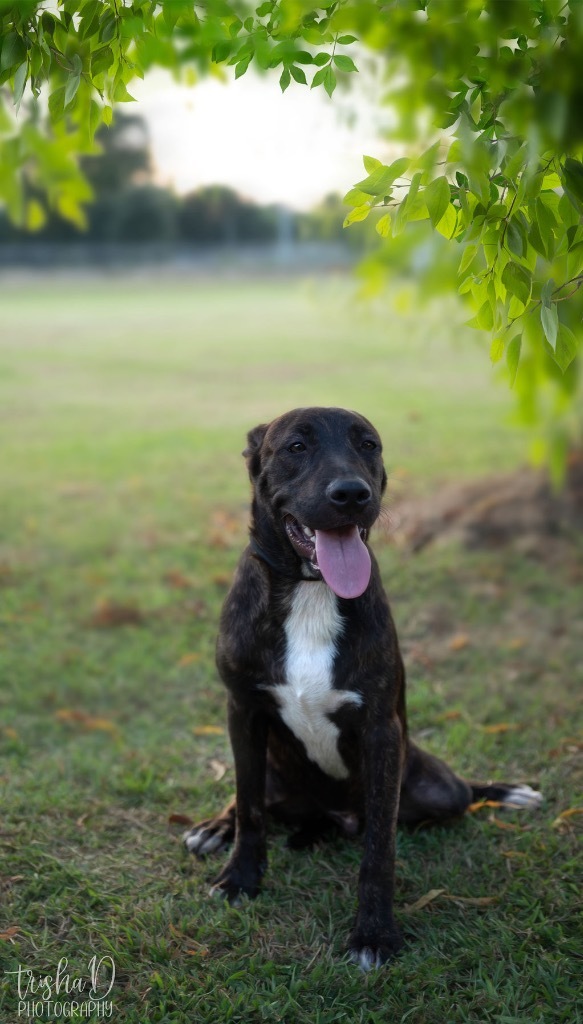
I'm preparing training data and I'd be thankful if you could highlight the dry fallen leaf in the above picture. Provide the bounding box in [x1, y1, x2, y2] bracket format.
[488, 815, 522, 831]
[404, 889, 496, 913]
[0, 926, 21, 941]
[467, 800, 505, 813]
[168, 813, 194, 827]
[89, 600, 144, 628]
[212, 573, 232, 589]
[2, 728, 18, 740]
[481, 723, 520, 735]
[502, 851, 527, 859]
[163, 570, 192, 590]
[209, 758, 227, 781]
[548, 737, 583, 758]
[177, 653, 201, 667]
[552, 807, 583, 829]
[404, 889, 446, 912]
[193, 725, 224, 737]
[442, 895, 497, 907]
[55, 709, 119, 736]
[436, 710, 463, 722]
[507, 637, 526, 650]
[449, 634, 470, 651]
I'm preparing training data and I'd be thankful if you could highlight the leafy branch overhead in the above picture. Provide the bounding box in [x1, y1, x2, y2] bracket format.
[1, 1, 582, 466]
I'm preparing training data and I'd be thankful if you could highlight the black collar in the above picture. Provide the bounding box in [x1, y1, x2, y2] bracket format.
[249, 536, 321, 583]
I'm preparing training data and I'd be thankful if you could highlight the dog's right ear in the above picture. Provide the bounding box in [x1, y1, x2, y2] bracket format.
[243, 423, 268, 479]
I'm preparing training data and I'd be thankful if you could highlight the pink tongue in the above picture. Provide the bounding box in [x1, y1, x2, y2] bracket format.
[315, 526, 371, 599]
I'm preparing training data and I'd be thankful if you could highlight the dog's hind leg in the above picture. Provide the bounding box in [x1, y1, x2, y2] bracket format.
[398, 743, 472, 825]
[398, 743, 542, 825]
[184, 798, 236, 857]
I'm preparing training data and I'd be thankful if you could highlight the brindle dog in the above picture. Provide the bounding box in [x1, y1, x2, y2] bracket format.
[184, 407, 541, 969]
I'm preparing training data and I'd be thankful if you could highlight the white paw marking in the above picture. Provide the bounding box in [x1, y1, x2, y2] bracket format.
[272, 582, 362, 779]
[350, 948, 383, 972]
[184, 829, 204, 853]
[501, 784, 543, 809]
[184, 827, 226, 855]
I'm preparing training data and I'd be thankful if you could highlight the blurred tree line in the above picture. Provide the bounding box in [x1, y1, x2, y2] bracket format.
[0, 111, 354, 248]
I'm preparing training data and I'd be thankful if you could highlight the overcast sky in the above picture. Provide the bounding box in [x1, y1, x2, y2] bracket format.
[132, 68, 397, 210]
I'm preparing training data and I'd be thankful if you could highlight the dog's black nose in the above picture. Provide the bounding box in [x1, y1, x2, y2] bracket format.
[326, 477, 372, 509]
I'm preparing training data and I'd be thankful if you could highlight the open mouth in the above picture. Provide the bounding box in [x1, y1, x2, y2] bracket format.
[283, 515, 371, 599]
[284, 516, 320, 568]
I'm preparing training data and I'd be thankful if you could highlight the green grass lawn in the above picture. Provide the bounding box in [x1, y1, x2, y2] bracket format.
[0, 273, 581, 1023]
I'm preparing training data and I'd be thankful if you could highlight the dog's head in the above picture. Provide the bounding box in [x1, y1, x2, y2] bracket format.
[243, 407, 387, 599]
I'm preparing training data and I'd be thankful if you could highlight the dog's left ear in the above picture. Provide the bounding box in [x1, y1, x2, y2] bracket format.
[243, 423, 268, 479]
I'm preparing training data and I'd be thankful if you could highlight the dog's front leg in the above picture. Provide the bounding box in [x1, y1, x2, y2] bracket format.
[210, 694, 268, 903]
[348, 713, 404, 970]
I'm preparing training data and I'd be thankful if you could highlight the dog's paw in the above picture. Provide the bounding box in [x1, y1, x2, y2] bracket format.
[209, 858, 265, 904]
[183, 815, 235, 858]
[500, 784, 543, 809]
[347, 926, 403, 972]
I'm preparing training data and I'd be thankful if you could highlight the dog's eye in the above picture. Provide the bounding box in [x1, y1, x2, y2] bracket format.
[361, 440, 377, 451]
[287, 441, 306, 453]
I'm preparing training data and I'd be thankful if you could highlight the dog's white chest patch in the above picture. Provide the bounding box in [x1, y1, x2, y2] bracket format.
[273, 582, 362, 780]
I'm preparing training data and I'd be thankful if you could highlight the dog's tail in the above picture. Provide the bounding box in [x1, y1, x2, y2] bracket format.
[470, 781, 543, 809]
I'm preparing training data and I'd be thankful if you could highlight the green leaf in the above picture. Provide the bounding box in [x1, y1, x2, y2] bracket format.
[502, 262, 532, 307]
[562, 157, 583, 207]
[363, 155, 382, 173]
[541, 303, 559, 351]
[355, 158, 409, 197]
[212, 41, 231, 63]
[1, 32, 26, 73]
[475, 300, 494, 330]
[100, 14, 117, 44]
[323, 65, 336, 98]
[112, 79, 135, 102]
[528, 219, 547, 259]
[376, 212, 391, 237]
[279, 67, 290, 92]
[64, 72, 81, 108]
[294, 51, 315, 65]
[235, 54, 252, 78]
[459, 243, 478, 275]
[343, 187, 371, 206]
[337, 35, 357, 44]
[435, 202, 457, 239]
[424, 176, 450, 228]
[506, 334, 522, 386]
[535, 196, 557, 259]
[13, 61, 27, 112]
[311, 65, 329, 88]
[25, 199, 46, 232]
[289, 65, 306, 85]
[506, 219, 525, 258]
[343, 205, 370, 227]
[79, 1, 101, 41]
[490, 335, 505, 363]
[48, 85, 66, 122]
[553, 324, 579, 372]
[91, 45, 114, 77]
[102, 104, 113, 126]
[334, 54, 358, 73]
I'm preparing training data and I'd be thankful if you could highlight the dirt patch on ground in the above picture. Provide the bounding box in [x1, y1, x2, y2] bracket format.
[389, 453, 583, 554]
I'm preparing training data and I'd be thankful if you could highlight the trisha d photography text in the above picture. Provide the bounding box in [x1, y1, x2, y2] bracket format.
[5, 955, 115, 1019]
